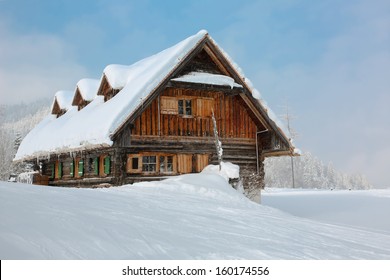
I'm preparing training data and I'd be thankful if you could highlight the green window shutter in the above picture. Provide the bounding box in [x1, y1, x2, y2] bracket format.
[94, 158, 99, 175]
[58, 162, 63, 178]
[70, 161, 74, 177]
[104, 156, 111, 175]
[78, 160, 84, 176]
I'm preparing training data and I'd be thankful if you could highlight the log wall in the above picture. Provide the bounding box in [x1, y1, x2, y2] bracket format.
[131, 87, 259, 140]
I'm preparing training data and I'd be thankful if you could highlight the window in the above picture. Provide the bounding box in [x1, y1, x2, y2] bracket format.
[142, 156, 157, 172]
[178, 99, 192, 116]
[160, 156, 174, 173]
[127, 154, 142, 173]
[88, 158, 94, 172]
[98, 155, 110, 176]
[178, 100, 183, 114]
[128, 154, 176, 174]
[49, 163, 55, 179]
[185, 100, 192, 115]
[132, 157, 139, 170]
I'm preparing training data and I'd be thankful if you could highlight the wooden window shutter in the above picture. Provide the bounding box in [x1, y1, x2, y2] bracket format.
[196, 98, 214, 117]
[78, 160, 84, 177]
[70, 161, 74, 177]
[195, 154, 209, 172]
[177, 154, 193, 174]
[93, 158, 99, 175]
[104, 156, 111, 175]
[160, 96, 178, 115]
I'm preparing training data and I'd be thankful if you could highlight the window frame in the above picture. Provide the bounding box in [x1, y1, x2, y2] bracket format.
[178, 98, 193, 117]
[159, 155, 175, 174]
[127, 154, 142, 174]
[76, 158, 84, 178]
[127, 153, 177, 174]
[142, 155, 157, 173]
[98, 155, 110, 176]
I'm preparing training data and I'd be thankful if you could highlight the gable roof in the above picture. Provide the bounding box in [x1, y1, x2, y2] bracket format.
[15, 30, 294, 161]
[51, 90, 74, 115]
[75, 78, 100, 102]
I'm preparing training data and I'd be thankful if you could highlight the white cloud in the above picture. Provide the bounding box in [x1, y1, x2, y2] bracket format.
[0, 21, 88, 105]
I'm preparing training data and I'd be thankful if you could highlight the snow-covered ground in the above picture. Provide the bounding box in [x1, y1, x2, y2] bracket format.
[1, 173, 390, 259]
[262, 188, 390, 235]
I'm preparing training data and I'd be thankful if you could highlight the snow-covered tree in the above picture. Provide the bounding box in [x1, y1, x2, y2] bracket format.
[264, 151, 373, 190]
[0, 99, 50, 180]
[211, 110, 223, 171]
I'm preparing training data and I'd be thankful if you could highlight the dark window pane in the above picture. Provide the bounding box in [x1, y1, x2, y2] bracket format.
[178, 100, 184, 115]
[160, 156, 165, 172]
[185, 100, 192, 115]
[167, 156, 173, 172]
[132, 157, 139, 169]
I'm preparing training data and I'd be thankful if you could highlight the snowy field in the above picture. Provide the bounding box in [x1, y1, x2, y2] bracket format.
[262, 188, 390, 235]
[1, 173, 390, 259]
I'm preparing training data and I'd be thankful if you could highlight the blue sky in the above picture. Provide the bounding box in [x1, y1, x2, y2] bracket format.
[0, 0, 389, 187]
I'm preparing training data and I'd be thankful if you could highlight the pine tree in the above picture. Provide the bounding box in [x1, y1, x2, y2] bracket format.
[14, 132, 22, 152]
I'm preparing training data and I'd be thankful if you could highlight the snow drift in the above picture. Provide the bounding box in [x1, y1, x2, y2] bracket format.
[1, 172, 390, 259]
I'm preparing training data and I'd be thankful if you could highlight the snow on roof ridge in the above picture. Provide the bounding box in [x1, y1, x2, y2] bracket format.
[76, 78, 100, 101]
[53, 90, 74, 111]
[103, 30, 209, 91]
[15, 29, 293, 160]
[102, 64, 133, 90]
[171, 71, 242, 89]
[108, 30, 208, 137]
[16, 30, 208, 160]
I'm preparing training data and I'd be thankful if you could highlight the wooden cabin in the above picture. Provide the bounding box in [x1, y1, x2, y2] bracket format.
[15, 30, 296, 200]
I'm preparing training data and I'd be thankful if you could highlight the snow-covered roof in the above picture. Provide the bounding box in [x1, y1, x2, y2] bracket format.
[15, 29, 292, 161]
[102, 64, 134, 90]
[16, 30, 208, 160]
[171, 71, 243, 89]
[76, 78, 100, 101]
[51, 90, 74, 114]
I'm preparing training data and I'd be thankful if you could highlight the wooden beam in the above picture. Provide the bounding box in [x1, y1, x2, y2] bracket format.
[166, 80, 243, 95]
[203, 44, 231, 76]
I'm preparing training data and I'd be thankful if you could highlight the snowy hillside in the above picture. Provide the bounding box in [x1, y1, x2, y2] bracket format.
[1, 173, 390, 259]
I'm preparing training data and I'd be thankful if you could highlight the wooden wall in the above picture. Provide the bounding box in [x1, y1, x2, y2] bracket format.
[41, 148, 120, 187]
[131, 87, 259, 140]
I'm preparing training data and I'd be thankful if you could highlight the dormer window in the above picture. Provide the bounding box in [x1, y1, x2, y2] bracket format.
[97, 74, 121, 102]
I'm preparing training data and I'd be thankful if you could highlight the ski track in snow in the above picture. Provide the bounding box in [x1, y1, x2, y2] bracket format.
[1, 176, 390, 260]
